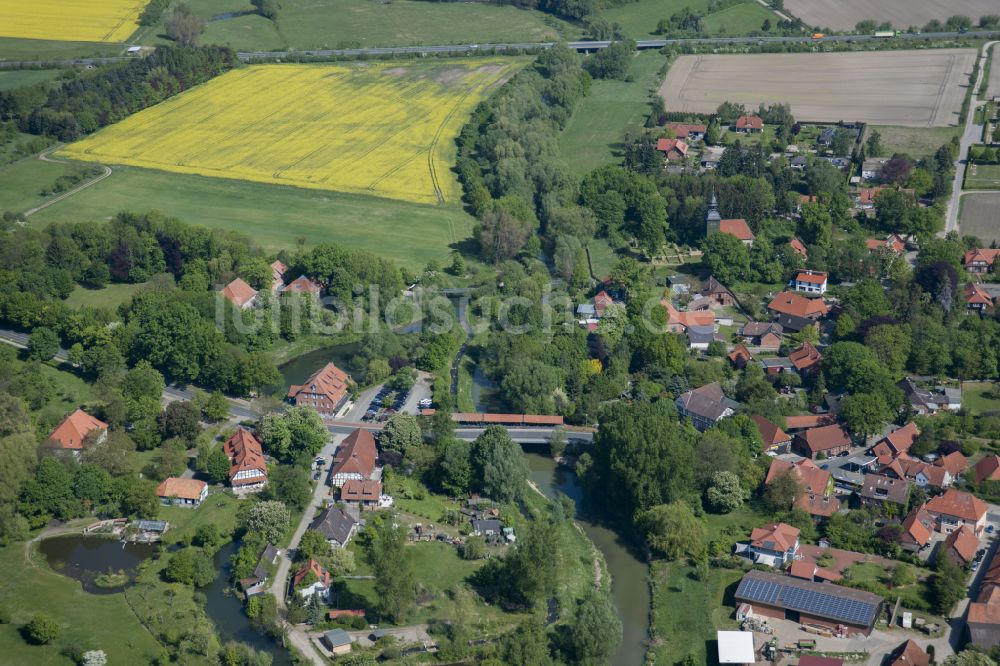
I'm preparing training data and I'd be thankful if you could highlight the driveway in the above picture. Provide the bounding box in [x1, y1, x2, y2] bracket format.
[343, 384, 383, 422]
[400, 371, 432, 415]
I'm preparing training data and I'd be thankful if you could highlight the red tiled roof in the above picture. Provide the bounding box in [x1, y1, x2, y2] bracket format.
[664, 122, 706, 138]
[47, 409, 107, 450]
[719, 218, 755, 241]
[799, 655, 844, 666]
[332, 428, 377, 479]
[271, 260, 287, 285]
[767, 291, 829, 319]
[736, 115, 763, 129]
[975, 455, 1000, 483]
[789, 238, 808, 258]
[887, 640, 928, 666]
[935, 451, 968, 477]
[944, 524, 979, 565]
[797, 423, 851, 455]
[879, 422, 919, 456]
[288, 363, 351, 410]
[293, 558, 332, 588]
[765, 458, 830, 496]
[753, 415, 790, 447]
[866, 234, 906, 252]
[793, 270, 827, 285]
[728, 343, 752, 366]
[662, 300, 715, 331]
[655, 137, 689, 157]
[224, 427, 267, 486]
[926, 489, 988, 522]
[901, 505, 933, 548]
[156, 477, 207, 501]
[283, 275, 323, 295]
[964, 248, 1000, 267]
[749, 522, 799, 552]
[788, 341, 822, 371]
[221, 277, 257, 308]
[965, 282, 995, 307]
[796, 492, 841, 517]
[341, 479, 381, 502]
[784, 414, 835, 430]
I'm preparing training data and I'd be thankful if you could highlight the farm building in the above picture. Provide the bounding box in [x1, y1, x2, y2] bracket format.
[733, 570, 883, 636]
[716, 631, 755, 664]
[46, 409, 108, 455]
[221, 278, 257, 309]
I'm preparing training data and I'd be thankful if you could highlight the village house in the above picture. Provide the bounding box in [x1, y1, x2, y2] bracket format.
[656, 137, 689, 161]
[784, 414, 835, 433]
[935, 451, 968, 480]
[664, 122, 707, 141]
[270, 260, 287, 292]
[794, 423, 852, 459]
[871, 422, 920, 461]
[686, 325, 718, 350]
[701, 276, 736, 307]
[767, 291, 829, 322]
[943, 525, 980, 567]
[46, 408, 108, 456]
[156, 477, 208, 507]
[925, 489, 989, 535]
[790, 155, 808, 171]
[293, 558, 333, 599]
[753, 415, 792, 453]
[734, 570, 883, 636]
[861, 157, 887, 181]
[701, 147, 725, 169]
[789, 270, 828, 295]
[340, 479, 382, 510]
[737, 522, 800, 566]
[963, 248, 1000, 274]
[309, 505, 359, 548]
[330, 427, 378, 487]
[866, 233, 907, 255]
[735, 115, 763, 133]
[965, 282, 995, 312]
[789, 560, 843, 584]
[761, 357, 795, 375]
[788, 238, 808, 260]
[739, 322, 783, 351]
[662, 299, 716, 333]
[221, 277, 257, 309]
[788, 341, 822, 375]
[881, 456, 952, 490]
[675, 382, 740, 431]
[886, 640, 929, 666]
[224, 427, 268, 491]
[897, 378, 961, 415]
[899, 504, 934, 552]
[728, 343, 753, 369]
[859, 474, 909, 510]
[287, 362, 351, 418]
[281, 275, 323, 297]
[765, 457, 832, 497]
[975, 455, 1000, 484]
[968, 550, 1000, 648]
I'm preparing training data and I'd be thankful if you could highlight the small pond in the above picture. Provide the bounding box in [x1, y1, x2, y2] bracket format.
[278, 342, 362, 389]
[39, 535, 155, 594]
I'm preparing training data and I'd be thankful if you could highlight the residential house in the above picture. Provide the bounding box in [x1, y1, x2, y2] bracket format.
[156, 478, 208, 507]
[790, 155, 808, 171]
[472, 518, 503, 538]
[784, 414, 835, 432]
[899, 504, 934, 552]
[728, 344, 753, 369]
[965, 282, 995, 312]
[790, 270, 828, 294]
[322, 629, 354, 656]
[794, 423, 852, 459]
[943, 525, 980, 567]
[752, 415, 792, 453]
[788, 341, 822, 375]
[240, 543, 279, 596]
[656, 137, 689, 161]
[968, 550, 1000, 647]
[861, 158, 887, 181]
[735, 116, 763, 133]
[224, 427, 268, 491]
[340, 479, 381, 510]
[287, 362, 351, 418]
[662, 299, 716, 333]
[871, 422, 920, 460]
[740, 522, 800, 566]
[330, 428, 378, 487]
[765, 457, 831, 496]
[963, 248, 1000, 274]
[701, 147, 725, 169]
[293, 558, 332, 599]
[789, 559, 843, 583]
[796, 492, 842, 519]
[675, 382, 740, 431]
[881, 455, 951, 490]
[309, 505, 359, 548]
[664, 122, 706, 141]
[46, 409, 108, 455]
[739, 322, 782, 350]
[975, 455, 1000, 484]
[686, 324, 717, 350]
[767, 291, 828, 321]
[886, 640, 929, 666]
[925, 489, 989, 534]
[859, 474, 909, 510]
[773, 312, 819, 334]
[817, 127, 837, 146]
[935, 451, 968, 480]
[856, 187, 887, 210]
[761, 357, 795, 375]
[866, 234, 907, 254]
[281, 275, 323, 297]
[898, 378, 961, 415]
[701, 276, 735, 307]
[270, 260, 287, 292]
[221, 278, 257, 309]
[593, 290, 615, 317]
[789, 238, 808, 260]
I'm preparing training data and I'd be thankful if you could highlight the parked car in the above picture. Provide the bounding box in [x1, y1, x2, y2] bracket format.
[988, 525, 996, 535]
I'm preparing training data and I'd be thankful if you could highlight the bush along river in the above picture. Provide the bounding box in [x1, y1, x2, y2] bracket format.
[523, 450, 650, 666]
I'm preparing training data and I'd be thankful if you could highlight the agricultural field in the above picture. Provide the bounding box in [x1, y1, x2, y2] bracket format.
[559, 51, 666, 175]
[960, 192, 1000, 243]
[65, 282, 146, 310]
[0, 0, 148, 43]
[866, 125, 962, 158]
[967, 163, 1000, 189]
[28, 166, 474, 271]
[0, 158, 72, 213]
[784, 0, 998, 31]
[597, 0, 777, 40]
[60, 60, 523, 205]
[0, 70, 63, 91]
[987, 44, 1000, 100]
[658, 49, 976, 127]
[0, 37, 123, 61]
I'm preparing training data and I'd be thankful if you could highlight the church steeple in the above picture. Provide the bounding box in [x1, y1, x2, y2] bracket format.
[705, 191, 721, 236]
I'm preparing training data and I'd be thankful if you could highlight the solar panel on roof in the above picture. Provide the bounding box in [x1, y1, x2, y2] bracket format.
[736, 574, 880, 626]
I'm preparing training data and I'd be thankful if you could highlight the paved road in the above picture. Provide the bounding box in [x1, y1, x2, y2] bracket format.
[23, 148, 112, 217]
[945, 40, 999, 234]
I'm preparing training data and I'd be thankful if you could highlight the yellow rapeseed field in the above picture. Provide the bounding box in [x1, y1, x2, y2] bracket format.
[0, 0, 149, 43]
[60, 61, 523, 205]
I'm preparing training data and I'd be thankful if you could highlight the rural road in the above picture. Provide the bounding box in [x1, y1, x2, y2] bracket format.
[22, 148, 112, 218]
[1, 30, 996, 69]
[944, 40, 999, 235]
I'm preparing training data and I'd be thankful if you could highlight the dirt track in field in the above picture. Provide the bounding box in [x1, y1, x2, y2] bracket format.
[658, 49, 976, 127]
[784, 0, 999, 31]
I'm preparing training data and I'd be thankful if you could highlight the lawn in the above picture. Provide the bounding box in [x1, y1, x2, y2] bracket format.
[559, 50, 666, 175]
[65, 282, 145, 310]
[867, 125, 963, 159]
[60, 60, 525, 206]
[0, 69, 64, 91]
[597, 0, 775, 39]
[650, 560, 745, 666]
[39, 361, 100, 413]
[587, 238, 621, 279]
[29, 165, 474, 271]
[963, 381, 1000, 415]
[158, 492, 242, 545]
[0, 541, 162, 664]
[967, 163, 1000, 190]
[0, 0, 148, 43]
[960, 192, 1000, 245]
[138, 0, 570, 51]
[0, 157, 75, 214]
[700, 2, 775, 35]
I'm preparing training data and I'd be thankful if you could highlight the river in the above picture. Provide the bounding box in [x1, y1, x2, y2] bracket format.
[523, 451, 650, 666]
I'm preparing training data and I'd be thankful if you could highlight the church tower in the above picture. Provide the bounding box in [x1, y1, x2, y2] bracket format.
[705, 191, 722, 237]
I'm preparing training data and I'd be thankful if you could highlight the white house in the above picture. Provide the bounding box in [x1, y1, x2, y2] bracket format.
[789, 270, 828, 294]
[736, 523, 800, 567]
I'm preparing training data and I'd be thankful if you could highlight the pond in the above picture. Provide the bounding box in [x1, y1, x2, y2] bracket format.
[278, 342, 362, 389]
[202, 542, 291, 665]
[524, 451, 650, 666]
[39, 535, 155, 594]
